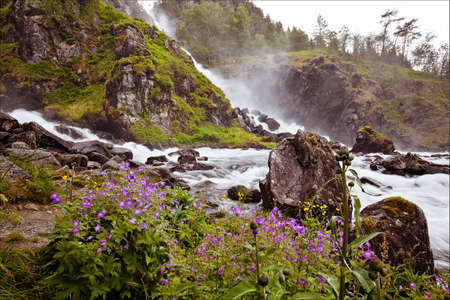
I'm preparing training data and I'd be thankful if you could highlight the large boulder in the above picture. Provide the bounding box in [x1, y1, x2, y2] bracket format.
[55, 154, 89, 168]
[22, 122, 73, 152]
[360, 197, 434, 274]
[5, 130, 37, 149]
[351, 126, 395, 154]
[0, 155, 30, 181]
[370, 152, 449, 176]
[258, 114, 280, 131]
[260, 130, 343, 216]
[70, 140, 112, 157]
[111, 147, 133, 161]
[146, 155, 168, 165]
[4, 149, 61, 168]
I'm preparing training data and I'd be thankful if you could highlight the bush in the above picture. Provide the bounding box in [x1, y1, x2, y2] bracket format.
[44, 164, 211, 299]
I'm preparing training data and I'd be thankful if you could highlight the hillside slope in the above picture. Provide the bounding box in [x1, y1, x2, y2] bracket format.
[0, 0, 268, 147]
[220, 51, 449, 151]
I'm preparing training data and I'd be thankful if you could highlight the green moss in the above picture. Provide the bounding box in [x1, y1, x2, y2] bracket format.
[44, 83, 105, 121]
[131, 120, 170, 144]
[382, 196, 417, 222]
[357, 125, 387, 140]
[98, 1, 130, 24]
[361, 217, 377, 233]
[154, 73, 174, 91]
[0, 1, 12, 22]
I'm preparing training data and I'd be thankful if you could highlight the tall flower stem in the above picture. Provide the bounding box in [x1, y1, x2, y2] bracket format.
[339, 163, 349, 300]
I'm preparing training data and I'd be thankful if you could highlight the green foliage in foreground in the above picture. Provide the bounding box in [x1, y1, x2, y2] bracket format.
[0, 165, 448, 299]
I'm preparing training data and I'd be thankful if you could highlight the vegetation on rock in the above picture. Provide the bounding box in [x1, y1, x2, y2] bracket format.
[0, 0, 268, 148]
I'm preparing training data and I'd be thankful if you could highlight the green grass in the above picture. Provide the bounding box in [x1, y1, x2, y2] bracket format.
[44, 83, 105, 121]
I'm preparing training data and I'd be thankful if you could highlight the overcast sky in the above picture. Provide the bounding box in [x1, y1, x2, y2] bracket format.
[252, 1, 449, 47]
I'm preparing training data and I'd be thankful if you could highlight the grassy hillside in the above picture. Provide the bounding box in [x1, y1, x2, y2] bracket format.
[0, 0, 272, 148]
[287, 50, 449, 151]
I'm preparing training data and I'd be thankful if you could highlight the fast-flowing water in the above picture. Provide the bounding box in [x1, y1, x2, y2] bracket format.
[4, 0, 448, 270]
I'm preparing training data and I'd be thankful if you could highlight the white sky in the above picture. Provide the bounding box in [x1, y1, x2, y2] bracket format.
[253, 1, 449, 47]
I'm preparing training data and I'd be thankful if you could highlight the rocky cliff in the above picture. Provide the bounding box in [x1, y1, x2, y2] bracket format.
[0, 0, 268, 147]
[223, 52, 449, 152]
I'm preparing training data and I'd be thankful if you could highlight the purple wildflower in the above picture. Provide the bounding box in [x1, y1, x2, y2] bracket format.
[129, 218, 136, 225]
[218, 265, 223, 275]
[410, 283, 416, 290]
[94, 224, 101, 232]
[50, 192, 61, 204]
[297, 278, 307, 286]
[424, 292, 430, 299]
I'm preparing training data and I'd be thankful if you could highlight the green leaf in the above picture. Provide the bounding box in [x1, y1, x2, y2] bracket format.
[348, 169, 381, 196]
[268, 287, 288, 300]
[351, 267, 375, 293]
[330, 215, 340, 239]
[145, 253, 151, 266]
[352, 194, 361, 237]
[319, 272, 339, 298]
[222, 280, 257, 300]
[349, 232, 381, 250]
[290, 292, 330, 300]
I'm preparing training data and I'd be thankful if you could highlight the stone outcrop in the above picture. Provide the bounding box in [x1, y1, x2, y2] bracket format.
[260, 129, 343, 216]
[370, 152, 449, 176]
[4, 148, 61, 168]
[0, 155, 30, 181]
[360, 197, 435, 274]
[351, 126, 395, 154]
[231, 55, 448, 151]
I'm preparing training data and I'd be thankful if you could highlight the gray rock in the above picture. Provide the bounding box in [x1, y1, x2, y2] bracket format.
[10, 141, 31, 150]
[111, 147, 133, 161]
[0, 155, 30, 180]
[87, 161, 102, 170]
[260, 129, 344, 217]
[55, 153, 89, 168]
[146, 155, 167, 165]
[24, 203, 39, 211]
[4, 149, 61, 168]
[371, 152, 449, 176]
[22, 122, 73, 152]
[55, 125, 85, 140]
[87, 152, 109, 165]
[5, 130, 37, 149]
[102, 155, 123, 170]
[70, 140, 111, 157]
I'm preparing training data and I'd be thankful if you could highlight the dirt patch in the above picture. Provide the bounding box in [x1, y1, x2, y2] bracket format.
[0, 202, 63, 249]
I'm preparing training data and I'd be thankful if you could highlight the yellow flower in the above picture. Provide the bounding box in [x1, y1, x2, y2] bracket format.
[62, 175, 68, 180]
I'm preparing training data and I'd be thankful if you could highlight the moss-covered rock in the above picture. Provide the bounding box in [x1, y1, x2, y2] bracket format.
[260, 129, 344, 217]
[360, 196, 435, 274]
[351, 125, 395, 154]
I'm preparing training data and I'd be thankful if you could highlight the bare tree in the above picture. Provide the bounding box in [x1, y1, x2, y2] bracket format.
[395, 18, 421, 59]
[379, 9, 404, 55]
